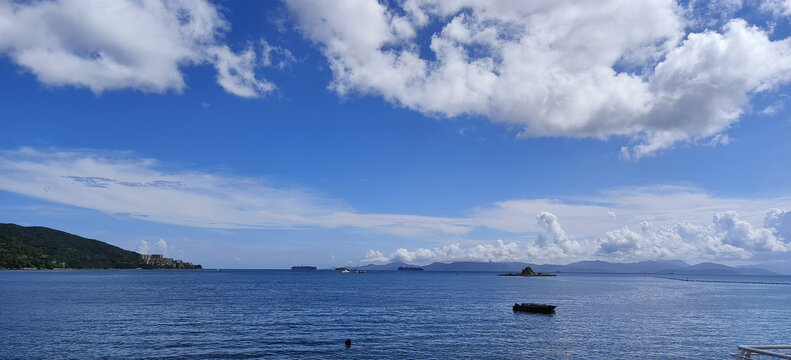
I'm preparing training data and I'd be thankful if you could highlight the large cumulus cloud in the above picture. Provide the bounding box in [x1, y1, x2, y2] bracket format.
[367, 209, 791, 265]
[0, 0, 282, 97]
[288, 0, 791, 158]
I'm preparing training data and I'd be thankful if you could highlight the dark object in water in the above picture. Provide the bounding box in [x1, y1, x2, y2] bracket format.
[345, 338, 351, 347]
[499, 266, 556, 277]
[397, 266, 423, 271]
[513, 303, 556, 314]
[291, 265, 317, 271]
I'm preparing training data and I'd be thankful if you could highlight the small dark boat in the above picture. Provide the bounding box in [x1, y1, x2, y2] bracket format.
[513, 303, 556, 314]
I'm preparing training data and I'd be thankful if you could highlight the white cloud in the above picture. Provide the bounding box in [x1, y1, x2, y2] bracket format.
[157, 238, 169, 257]
[684, 0, 745, 29]
[210, 44, 275, 98]
[0, 0, 276, 97]
[713, 211, 788, 252]
[626, 19, 791, 158]
[137, 240, 150, 254]
[2, 147, 791, 264]
[532, 212, 595, 260]
[600, 219, 749, 262]
[760, 0, 791, 17]
[363, 240, 525, 264]
[593, 209, 790, 261]
[760, 102, 784, 115]
[765, 208, 791, 240]
[469, 185, 791, 236]
[364, 212, 630, 265]
[288, 0, 791, 158]
[260, 39, 296, 70]
[601, 226, 662, 257]
[367, 208, 790, 265]
[315, 212, 470, 236]
[668, 222, 752, 259]
[0, 147, 470, 234]
[481, 188, 791, 262]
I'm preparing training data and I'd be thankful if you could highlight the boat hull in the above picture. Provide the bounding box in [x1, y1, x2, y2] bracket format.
[513, 303, 556, 314]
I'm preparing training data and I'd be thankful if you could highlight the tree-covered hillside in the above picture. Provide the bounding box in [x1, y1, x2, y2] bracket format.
[0, 223, 140, 269]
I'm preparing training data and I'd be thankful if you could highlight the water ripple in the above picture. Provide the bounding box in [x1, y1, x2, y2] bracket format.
[1, 270, 790, 359]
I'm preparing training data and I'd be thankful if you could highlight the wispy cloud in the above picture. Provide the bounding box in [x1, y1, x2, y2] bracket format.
[0, 147, 469, 234]
[470, 185, 791, 235]
[760, 102, 785, 116]
[2, 147, 790, 264]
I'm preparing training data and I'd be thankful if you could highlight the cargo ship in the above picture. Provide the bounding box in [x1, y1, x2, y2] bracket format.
[291, 265, 317, 271]
[397, 266, 423, 271]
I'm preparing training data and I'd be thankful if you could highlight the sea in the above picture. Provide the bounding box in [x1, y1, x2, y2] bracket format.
[1, 270, 789, 359]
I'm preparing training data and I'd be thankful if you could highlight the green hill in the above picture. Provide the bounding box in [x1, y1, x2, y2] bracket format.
[1, 223, 143, 269]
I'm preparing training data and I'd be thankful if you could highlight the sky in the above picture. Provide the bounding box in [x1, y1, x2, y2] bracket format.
[1, 0, 791, 271]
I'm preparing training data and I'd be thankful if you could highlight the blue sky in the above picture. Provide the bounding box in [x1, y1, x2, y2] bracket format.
[2, 0, 791, 270]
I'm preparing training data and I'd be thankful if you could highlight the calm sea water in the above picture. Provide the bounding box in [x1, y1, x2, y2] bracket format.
[1, 270, 789, 359]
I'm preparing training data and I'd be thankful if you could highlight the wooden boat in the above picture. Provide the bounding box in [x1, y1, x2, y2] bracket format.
[512, 303, 556, 314]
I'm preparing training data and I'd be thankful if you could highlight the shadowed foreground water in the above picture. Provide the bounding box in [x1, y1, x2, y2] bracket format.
[1, 270, 789, 359]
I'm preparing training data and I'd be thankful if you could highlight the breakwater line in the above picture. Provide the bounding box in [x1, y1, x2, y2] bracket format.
[660, 277, 791, 286]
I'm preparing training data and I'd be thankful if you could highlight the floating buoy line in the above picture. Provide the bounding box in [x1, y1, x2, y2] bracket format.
[660, 277, 791, 286]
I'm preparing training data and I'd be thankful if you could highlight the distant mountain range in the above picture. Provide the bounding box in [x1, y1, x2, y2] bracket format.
[360, 259, 780, 276]
[0, 223, 201, 269]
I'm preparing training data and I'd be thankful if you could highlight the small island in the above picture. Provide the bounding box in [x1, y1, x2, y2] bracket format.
[498, 266, 556, 277]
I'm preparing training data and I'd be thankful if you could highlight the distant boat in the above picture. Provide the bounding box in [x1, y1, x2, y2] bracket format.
[353, 262, 365, 273]
[398, 266, 423, 271]
[512, 303, 556, 314]
[291, 265, 317, 271]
